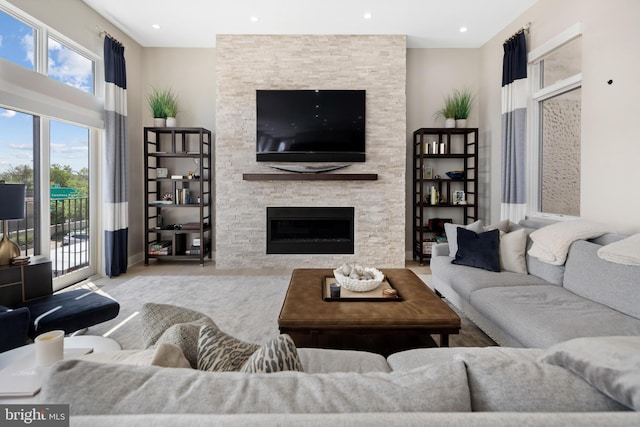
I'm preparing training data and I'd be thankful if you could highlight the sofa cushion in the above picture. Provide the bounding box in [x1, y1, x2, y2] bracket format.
[431, 255, 550, 303]
[456, 348, 629, 412]
[140, 303, 216, 368]
[197, 324, 260, 372]
[452, 229, 500, 272]
[40, 359, 472, 414]
[79, 343, 191, 368]
[470, 285, 640, 348]
[240, 334, 303, 373]
[563, 240, 640, 319]
[298, 348, 390, 373]
[444, 220, 484, 257]
[539, 336, 640, 411]
[387, 347, 541, 372]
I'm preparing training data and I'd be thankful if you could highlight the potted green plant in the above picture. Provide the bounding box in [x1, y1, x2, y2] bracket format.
[163, 89, 179, 127]
[452, 87, 474, 128]
[433, 93, 457, 128]
[146, 87, 179, 127]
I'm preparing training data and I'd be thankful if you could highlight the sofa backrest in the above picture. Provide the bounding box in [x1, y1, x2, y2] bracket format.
[563, 238, 640, 319]
[513, 220, 565, 285]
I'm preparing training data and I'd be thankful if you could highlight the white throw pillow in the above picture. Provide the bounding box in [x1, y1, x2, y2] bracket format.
[444, 220, 484, 257]
[79, 343, 191, 368]
[538, 336, 640, 411]
[499, 228, 528, 274]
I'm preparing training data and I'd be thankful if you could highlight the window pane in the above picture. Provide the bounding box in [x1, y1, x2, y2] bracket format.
[0, 107, 39, 256]
[541, 37, 581, 88]
[540, 87, 581, 216]
[48, 37, 95, 94]
[0, 9, 35, 70]
[49, 120, 90, 276]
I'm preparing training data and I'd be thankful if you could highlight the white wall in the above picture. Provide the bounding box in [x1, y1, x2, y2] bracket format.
[405, 49, 481, 255]
[480, 0, 640, 234]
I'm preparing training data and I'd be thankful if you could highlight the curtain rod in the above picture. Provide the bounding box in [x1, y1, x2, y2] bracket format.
[97, 25, 124, 47]
[504, 22, 530, 44]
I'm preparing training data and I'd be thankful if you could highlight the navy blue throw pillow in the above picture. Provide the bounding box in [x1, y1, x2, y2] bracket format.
[452, 228, 500, 272]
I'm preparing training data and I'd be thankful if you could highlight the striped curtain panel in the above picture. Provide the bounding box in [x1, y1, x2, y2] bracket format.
[103, 36, 128, 277]
[500, 31, 528, 222]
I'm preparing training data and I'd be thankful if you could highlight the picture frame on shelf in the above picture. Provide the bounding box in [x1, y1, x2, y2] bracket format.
[423, 166, 433, 180]
[157, 167, 168, 178]
[453, 190, 466, 205]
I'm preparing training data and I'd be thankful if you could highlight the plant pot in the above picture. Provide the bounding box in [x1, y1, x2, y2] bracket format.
[456, 119, 467, 128]
[444, 118, 455, 128]
[166, 117, 177, 127]
[153, 118, 166, 128]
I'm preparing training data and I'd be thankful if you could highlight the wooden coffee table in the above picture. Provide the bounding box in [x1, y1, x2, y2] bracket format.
[278, 268, 460, 355]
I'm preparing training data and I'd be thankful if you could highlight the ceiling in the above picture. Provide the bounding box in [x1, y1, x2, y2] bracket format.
[82, 0, 538, 48]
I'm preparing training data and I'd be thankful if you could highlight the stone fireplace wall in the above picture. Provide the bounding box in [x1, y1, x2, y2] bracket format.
[215, 35, 406, 269]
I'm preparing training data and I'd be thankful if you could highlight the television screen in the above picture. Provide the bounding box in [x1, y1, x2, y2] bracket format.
[256, 90, 365, 162]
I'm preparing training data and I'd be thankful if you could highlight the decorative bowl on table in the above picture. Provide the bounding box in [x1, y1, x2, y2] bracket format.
[446, 170, 465, 180]
[333, 264, 384, 292]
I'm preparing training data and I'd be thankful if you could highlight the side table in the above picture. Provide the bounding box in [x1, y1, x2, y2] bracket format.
[0, 335, 121, 402]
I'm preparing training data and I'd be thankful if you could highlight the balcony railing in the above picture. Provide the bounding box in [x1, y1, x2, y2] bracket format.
[4, 197, 90, 278]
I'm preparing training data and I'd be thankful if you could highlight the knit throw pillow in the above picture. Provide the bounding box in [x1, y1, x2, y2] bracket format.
[140, 303, 216, 368]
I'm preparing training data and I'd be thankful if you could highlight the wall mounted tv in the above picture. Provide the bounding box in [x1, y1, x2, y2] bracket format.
[256, 89, 365, 162]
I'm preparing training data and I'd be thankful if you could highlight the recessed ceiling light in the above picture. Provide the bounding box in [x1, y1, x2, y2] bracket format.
[250, 16, 258, 22]
[152, 24, 160, 30]
[364, 13, 372, 20]
[459, 27, 468, 33]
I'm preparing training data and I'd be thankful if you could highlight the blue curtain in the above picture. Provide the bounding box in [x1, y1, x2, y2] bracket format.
[103, 36, 128, 277]
[500, 31, 528, 222]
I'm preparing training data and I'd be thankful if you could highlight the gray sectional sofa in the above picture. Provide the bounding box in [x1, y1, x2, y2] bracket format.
[431, 219, 640, 348]
[39, 340, 640, 425]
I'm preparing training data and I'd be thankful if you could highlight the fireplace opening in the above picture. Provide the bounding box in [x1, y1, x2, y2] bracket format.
[267, 207, 354, 254]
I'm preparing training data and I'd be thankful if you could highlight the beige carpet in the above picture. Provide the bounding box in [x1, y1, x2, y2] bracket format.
[88, 274, 495, 350]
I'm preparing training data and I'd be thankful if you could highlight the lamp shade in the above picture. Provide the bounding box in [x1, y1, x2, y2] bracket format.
[0, 183, 26, 220]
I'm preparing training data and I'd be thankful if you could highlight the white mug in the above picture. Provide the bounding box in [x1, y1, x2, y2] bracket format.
[35, 330, 65, 367]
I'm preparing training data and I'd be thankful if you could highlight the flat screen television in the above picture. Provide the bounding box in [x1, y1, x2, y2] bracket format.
[256, 89, 365, 162]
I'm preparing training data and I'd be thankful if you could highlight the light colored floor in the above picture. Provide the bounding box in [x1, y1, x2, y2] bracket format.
[88, 259, 431, 291]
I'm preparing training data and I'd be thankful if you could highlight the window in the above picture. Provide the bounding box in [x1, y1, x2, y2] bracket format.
[0, 8, 35, 70]
[528, 24, 582, 218]
[48, 36, 95, 94]
[1, 1, 102, 288]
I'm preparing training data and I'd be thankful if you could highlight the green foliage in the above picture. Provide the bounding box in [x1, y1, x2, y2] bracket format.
[433, 87, 475, 121]
[433, 94, 457, 119]
[453, 87, 474, 120]
[146, 87, 179, 118]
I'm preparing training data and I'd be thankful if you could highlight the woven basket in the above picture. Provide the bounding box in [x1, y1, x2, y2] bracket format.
[333, 267, 384, 292]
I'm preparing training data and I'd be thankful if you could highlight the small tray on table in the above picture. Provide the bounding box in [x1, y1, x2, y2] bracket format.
[323, 276, 402, 301]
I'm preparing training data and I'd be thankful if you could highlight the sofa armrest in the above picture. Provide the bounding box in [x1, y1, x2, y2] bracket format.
[432, 243, 450, 258]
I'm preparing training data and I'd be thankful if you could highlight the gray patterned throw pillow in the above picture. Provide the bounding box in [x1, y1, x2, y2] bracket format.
[197, 324, 261, 372]
[240, 334, 303, 373]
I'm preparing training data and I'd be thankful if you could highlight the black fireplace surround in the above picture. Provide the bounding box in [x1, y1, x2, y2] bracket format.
[267, 207, 354, 254]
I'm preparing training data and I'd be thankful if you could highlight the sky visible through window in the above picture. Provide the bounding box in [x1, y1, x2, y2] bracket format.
[0, 10, 90, 178]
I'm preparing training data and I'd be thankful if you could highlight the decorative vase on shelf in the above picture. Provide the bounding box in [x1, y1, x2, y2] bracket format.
[444, 118, 455, 128]
[166, 117, 177, 127]
[153, 118, 166, 127]
[456, 119, 467, 128]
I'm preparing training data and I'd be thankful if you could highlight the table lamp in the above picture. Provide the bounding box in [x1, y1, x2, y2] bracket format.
[0, 181, 26, 266]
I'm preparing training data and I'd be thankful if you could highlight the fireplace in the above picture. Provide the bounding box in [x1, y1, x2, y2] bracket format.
[267, 207, 354, 254]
